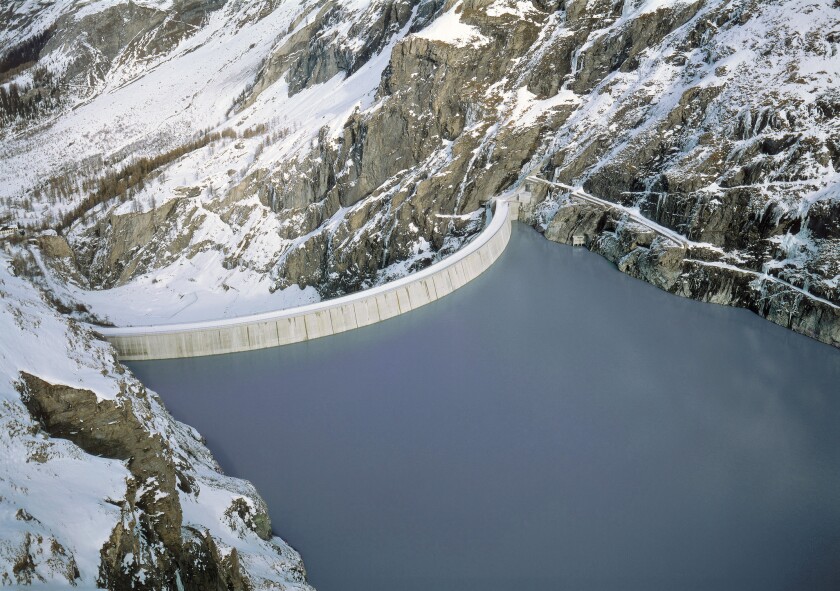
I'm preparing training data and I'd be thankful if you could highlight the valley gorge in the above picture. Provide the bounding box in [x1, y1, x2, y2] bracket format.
[1, 0, 839, 588]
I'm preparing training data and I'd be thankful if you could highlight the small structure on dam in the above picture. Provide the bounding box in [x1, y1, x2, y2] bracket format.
[509, 182, 533, 219]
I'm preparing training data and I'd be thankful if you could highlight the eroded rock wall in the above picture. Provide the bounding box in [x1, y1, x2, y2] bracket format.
[4, 0, 839, 345]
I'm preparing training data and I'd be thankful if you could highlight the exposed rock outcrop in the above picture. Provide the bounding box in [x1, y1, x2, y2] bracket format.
[0, 251, 311, 590]
[533, 193, 840, 347]
[16, 371, 309, 591]
[1, 0, 840, 587]
[2, 3, 838, 322]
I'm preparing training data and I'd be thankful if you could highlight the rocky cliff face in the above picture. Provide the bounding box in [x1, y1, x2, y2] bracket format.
[3, 0, 838, 344]
[516, 0, 840, 346]
[1, 0, 838, 588]
[0, 249, 311, 590]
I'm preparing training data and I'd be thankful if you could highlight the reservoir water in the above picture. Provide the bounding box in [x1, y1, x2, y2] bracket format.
[129, 224, 840, 591]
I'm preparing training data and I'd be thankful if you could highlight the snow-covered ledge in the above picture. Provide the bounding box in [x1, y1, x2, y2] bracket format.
[97, 198, 515, 360]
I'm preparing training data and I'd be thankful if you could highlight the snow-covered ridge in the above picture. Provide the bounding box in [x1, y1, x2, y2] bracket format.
[0, 249, 314, 588]
[2, 0, 461, 315]
[1, 0, 838, 330]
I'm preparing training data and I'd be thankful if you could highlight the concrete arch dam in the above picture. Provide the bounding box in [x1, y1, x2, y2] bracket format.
[97, 198, 518, 361]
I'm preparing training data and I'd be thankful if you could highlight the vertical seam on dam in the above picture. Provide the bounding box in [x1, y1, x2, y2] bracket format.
[97, 199, 516, 360]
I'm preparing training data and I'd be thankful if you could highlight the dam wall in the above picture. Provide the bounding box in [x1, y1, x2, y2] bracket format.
[98, 199, 515, 360]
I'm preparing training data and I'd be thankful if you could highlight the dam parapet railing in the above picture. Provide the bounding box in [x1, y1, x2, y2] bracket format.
[97, 196, 521, 360]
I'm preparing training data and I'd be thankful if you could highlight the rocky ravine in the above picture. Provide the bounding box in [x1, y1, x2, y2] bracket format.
[0, 248, 312, 590]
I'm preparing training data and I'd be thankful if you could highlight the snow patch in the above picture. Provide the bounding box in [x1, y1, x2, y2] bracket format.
[414, 2, 489, 47]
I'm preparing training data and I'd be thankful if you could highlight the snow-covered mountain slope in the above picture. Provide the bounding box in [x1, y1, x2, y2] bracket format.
[2, 0, 838, 343]
[1, 0, 454, 323]
[0, 0, 838, 587]
[0, 247, 312, 589]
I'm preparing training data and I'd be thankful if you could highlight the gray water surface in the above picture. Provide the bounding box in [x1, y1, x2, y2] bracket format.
[129, 225, 840, 591]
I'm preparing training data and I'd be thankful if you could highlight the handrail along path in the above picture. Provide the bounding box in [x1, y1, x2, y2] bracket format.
[528, 176, 839, 312]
